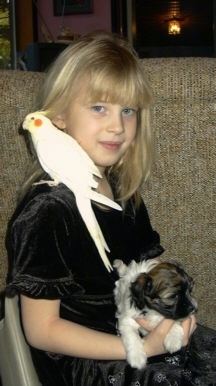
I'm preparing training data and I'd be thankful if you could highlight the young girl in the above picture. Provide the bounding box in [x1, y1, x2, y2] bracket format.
[6, 32, 215, 385]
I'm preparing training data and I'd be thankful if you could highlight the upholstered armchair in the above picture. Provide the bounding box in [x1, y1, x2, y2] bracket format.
[0, 58, 215, 385]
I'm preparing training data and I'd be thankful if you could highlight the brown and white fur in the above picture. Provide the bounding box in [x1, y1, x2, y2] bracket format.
[113, 259, 197, 369]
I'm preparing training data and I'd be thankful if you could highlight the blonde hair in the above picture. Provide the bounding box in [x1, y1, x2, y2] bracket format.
[21, 31, 153, 206]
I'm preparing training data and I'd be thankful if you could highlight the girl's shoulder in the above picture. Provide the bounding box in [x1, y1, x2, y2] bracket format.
[11, 181, 77, 227]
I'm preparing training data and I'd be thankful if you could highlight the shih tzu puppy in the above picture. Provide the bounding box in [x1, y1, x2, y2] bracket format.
[113, 259, 197, 369]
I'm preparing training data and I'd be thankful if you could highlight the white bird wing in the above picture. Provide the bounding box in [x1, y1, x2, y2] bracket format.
[24, 112, 122, 271]
[34, 128, 121, 209]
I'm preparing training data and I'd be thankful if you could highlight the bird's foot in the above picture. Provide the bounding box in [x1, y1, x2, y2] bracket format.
[33, 179, 59, 187]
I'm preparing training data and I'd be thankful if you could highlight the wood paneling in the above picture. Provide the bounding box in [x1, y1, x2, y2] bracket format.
[16, 0, 37, 51]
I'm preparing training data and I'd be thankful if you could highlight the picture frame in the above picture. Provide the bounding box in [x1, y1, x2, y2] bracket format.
[53, 0, 93, 15]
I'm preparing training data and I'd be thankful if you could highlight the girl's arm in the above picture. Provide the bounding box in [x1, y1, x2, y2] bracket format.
[20, 295, 196, 360]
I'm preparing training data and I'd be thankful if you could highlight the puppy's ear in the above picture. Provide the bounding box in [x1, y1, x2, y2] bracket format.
[131, 273, 153, 309]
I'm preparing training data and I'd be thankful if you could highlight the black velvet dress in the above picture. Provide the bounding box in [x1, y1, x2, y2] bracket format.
[6, 182, 216, 386]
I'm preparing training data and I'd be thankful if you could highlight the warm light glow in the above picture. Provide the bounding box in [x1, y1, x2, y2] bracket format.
[168, 19, 181, 35]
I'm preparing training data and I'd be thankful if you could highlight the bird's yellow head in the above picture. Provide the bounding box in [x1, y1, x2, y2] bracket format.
[22, 111, 48, 132]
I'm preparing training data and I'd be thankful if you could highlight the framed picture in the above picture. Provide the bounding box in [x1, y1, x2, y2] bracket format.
[54, 0, 93, 15]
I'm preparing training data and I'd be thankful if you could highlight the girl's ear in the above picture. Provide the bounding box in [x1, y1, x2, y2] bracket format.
[52, 115, 66, 130]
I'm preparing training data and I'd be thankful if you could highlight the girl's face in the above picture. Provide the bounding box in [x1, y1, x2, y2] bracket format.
[53, 86, 137, 175]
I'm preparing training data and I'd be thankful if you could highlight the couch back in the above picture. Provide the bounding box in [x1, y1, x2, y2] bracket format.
[0, 58, 215, 328]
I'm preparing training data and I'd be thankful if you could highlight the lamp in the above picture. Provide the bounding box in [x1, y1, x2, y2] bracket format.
[168, 17, 181, 35]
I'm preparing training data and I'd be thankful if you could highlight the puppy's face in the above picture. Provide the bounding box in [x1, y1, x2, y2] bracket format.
[131, 262, 197, 319]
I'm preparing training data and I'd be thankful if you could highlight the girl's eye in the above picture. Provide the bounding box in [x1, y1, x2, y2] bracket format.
[91, 105, 105, 113]
[122, 108, 136, 116]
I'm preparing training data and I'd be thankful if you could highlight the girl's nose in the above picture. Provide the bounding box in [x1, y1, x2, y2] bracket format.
[107, 113, 124, 134]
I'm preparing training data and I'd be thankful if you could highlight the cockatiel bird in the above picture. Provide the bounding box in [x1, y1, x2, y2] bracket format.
[23, 111, 122, 272]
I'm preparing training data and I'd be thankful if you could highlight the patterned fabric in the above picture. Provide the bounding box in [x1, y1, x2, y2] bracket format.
[140, 58, 216, 329]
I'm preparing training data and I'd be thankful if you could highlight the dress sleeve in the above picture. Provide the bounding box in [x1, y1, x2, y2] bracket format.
[6, 188, 84, 299]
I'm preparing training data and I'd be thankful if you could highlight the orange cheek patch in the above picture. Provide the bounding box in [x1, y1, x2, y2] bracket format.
[34, 118, 43, 126]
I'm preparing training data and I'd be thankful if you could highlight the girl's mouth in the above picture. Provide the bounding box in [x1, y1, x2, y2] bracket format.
[99, 141, 122, 151]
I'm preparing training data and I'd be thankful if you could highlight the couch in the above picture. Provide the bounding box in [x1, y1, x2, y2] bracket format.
[0, 58, 215, 334]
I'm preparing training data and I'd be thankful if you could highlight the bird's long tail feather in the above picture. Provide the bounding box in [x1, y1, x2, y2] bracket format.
[76, 196, 113, 272]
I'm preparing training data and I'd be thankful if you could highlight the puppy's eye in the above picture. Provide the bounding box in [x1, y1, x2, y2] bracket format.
[170, 294, 178, 300]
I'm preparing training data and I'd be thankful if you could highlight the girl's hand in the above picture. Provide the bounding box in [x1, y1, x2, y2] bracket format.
[136, 315, 196, 357]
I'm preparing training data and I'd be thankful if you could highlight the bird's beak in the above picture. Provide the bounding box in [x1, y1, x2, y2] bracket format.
[22, 118, 28, 130]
